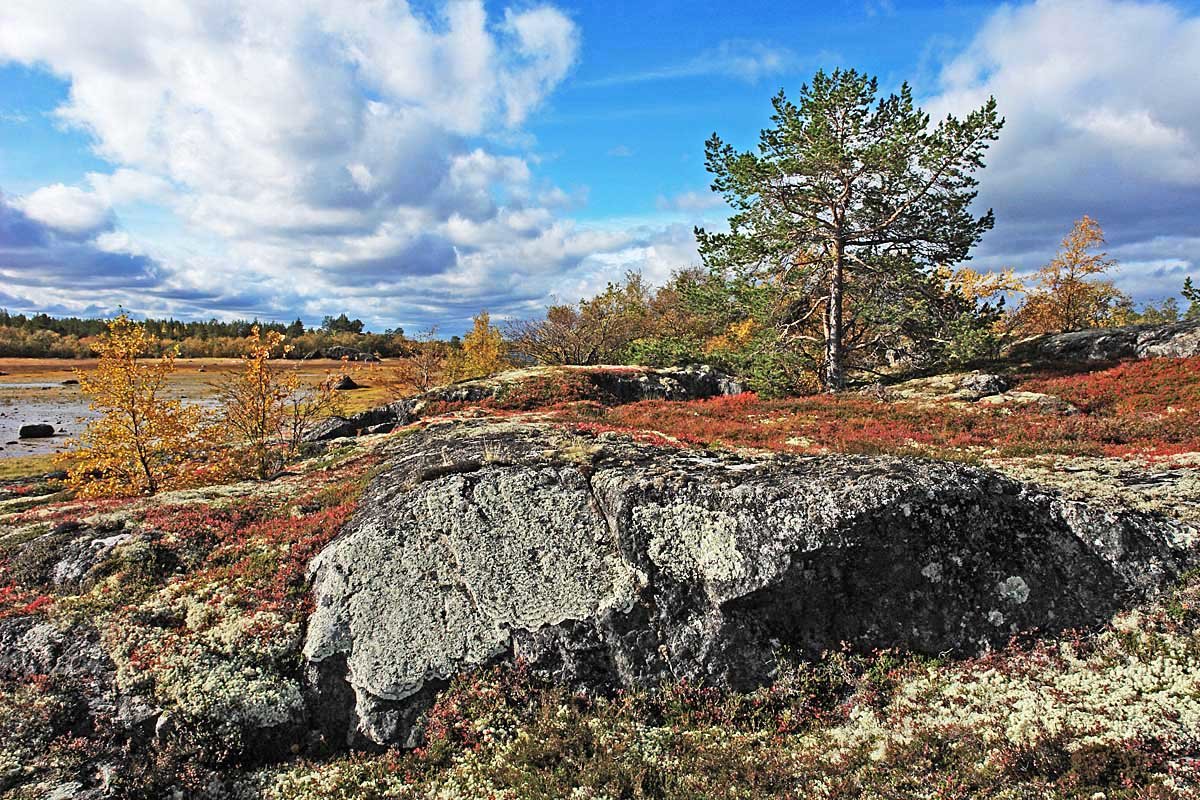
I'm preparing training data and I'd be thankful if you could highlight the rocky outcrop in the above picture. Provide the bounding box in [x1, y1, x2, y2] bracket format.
[306, 364, 745, 441]
[880, 370, 1078, 414]
[303, 418, 1197, 747]
[1007, 320, 1200, 363]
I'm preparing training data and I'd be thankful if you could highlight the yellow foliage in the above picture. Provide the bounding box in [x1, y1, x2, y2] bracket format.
[945, 266, 1024, 304]
[1016, 215, 1130, 335]
[57, 314, 220, 497]
[446, 312, 509, 381]
[217, 326, 342, 479]
[703, 318, 758, 354]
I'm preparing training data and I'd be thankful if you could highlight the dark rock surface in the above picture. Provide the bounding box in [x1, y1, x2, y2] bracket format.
[1007, 320, 1200, 363]
[303, 418, 1198, 747]
[331, 375, 361, 390]
[18, 423, 55, 438]
[306, 364, 745, 441]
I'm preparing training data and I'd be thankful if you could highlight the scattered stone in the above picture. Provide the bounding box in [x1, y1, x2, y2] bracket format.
[61, 378, 79, 385]
[304, 418, 1197, 747]
[332, 375, 361, 390]
[958, 372, 1009, 398]
[18, 423, 55, 438]
[977, 390, 1078, 415]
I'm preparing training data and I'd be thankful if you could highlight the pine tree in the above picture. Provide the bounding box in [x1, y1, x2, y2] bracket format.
[697, 69, 1003, 390]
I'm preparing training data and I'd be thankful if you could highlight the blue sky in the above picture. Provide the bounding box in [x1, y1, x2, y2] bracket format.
[1, 0, 1198, 333]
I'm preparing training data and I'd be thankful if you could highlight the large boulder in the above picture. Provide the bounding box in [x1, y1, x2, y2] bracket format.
[305, 364, 745, 441]
[18, 423, 55, 439]
[1007, 320, 1200, 363]
[303, 419, 1197, 747]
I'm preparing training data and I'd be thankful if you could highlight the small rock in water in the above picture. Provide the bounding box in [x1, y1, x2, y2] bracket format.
[18, 423, 56, 438]
[61, 378, 79, 385]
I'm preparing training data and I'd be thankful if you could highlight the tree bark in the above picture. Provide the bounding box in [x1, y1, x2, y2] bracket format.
[825, 242, 845, 391]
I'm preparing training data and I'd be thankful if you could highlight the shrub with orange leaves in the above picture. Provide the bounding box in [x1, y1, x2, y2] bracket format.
[217, 326, 342, 479]
[56, 314, 222, 497]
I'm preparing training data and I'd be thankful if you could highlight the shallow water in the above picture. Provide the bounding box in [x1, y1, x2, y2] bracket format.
[0, 389, 219, 458]
[0, 392, 98, 456]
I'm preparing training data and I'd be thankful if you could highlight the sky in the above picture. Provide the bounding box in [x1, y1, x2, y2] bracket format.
[1, 0, 1199, 334]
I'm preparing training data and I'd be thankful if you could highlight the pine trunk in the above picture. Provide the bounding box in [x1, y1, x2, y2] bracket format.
[825, 245, 845, 392]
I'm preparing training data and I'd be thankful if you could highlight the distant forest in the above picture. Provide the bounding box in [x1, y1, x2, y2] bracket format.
[0, 309, 426, 359]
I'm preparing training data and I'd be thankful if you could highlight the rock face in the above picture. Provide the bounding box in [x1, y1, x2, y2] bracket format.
[303, 419, 1197, 747]
[306, 364, 745, 441]
[1008, 320, 1200, 363]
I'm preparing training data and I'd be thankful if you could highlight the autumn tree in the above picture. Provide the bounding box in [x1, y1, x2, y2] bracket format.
[509, 272, 653, 365]
[385, 327, 448, 397]
[1016, 215, 1130, 335]
[217, 326, 341, 479]
[446, 311, 509, 381]
[57, 314, 216, 497]
[698, 69, 1003, 390]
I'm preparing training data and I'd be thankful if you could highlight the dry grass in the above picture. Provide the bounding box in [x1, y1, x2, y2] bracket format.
[0, 454, 57, 480]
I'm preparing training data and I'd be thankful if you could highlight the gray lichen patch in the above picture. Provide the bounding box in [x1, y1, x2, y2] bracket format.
[987, 453, 1200, 526]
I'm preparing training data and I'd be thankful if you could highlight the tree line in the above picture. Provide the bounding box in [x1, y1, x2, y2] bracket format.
[0, 310, 421, 359]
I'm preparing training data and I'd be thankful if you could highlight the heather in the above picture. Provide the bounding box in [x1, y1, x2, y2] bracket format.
[434, 356, 1200, 460]
[0, 446, 376, 796]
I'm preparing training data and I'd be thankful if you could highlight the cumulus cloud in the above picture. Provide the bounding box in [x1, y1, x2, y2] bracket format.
[0, 192, 161, 288]
[0, 0, 615, 330]
[925, 0, 1200, 300]
[12, 183, 113, 237]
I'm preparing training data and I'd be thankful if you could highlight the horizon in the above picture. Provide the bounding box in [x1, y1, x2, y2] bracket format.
[2, 0, 1200, 336]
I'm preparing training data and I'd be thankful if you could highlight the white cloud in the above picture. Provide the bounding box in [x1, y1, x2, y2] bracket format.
[86, 168, 172, 205]
[608, 145, 634, 157]
[13, 183, 112, 235]
[925, 0, 1200, 299]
